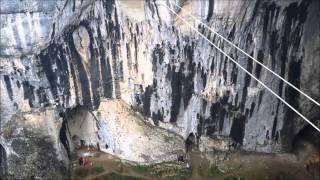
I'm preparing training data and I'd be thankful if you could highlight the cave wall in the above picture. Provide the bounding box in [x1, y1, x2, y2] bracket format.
[0, 0, 320, 178]
[143, 0, 320, 152]
[0, 109, 68, 179]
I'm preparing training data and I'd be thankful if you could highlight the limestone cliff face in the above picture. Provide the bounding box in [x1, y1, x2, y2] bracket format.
[145, 0, 320, 153]
[0, 0, 319, 178]
[141, 0, 320, 152]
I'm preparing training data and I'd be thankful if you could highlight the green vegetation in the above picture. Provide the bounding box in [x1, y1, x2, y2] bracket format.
[74, 165, 104, 178]
[222, 174, 291, 180]
[94, 172, 144, 180]
[131, 162, 192, 180]
[209, 165, 225, 177]
[132, 164, 152, 173]
[170, 167, 192, 180]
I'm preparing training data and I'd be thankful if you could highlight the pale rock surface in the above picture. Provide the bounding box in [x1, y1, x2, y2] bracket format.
[0, 0, 319, 178]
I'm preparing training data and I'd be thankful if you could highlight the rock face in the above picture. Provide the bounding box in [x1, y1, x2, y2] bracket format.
[97, 99, 185, 164]
[59, 99, 184, 164]
[1, 109, 67, 179]
[0, 0, 319, 178]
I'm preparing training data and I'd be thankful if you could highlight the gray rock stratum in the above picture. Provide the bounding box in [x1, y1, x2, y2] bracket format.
[0, 0, 319, 178]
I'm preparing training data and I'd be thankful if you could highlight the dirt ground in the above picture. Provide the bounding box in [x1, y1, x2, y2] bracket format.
[70, 102, 319, 180]
[189, 150, 319, 180]
[71, 148, 319, 180]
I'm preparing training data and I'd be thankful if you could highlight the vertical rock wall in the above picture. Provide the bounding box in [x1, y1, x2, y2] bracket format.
[142, 0, 320, 153]
[0, 0, 319, 178]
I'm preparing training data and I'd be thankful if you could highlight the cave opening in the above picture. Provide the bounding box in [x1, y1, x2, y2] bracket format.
[292, 119, 320, 160]
[59, 106, 102, 158]
[185, 133, 196, 152]
[59, 118, 70, 158]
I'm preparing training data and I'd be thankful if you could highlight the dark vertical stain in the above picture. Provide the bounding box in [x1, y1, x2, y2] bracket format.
[231, 62, 238, 85]
[170, 66, 183, 123]
[249, 102, 256, 117]
[72, 0, 76, 12]
[126, 43, 132, 72]
[262, 2, 277, 44]
[230, 115, 246, 147]
[3, 75, 13, 101]
[269, 30, 279, 70]
[59, 119, 70, 158]
[134, 36, 138, 73]
[39, 47, 58, 102]
[257, 91, 264, 109]
[240, 54, 253, 112]
[228, 24, 236, 41]
[22, 81, 35, 107]
[153, 0, 162, 24]
[197, 115, 205, 137]
[16, 81, 21, 88]
[183, 43, 195, 108]
[207, 0, 214, 22]
[97, 26, 113, 98]
[272, 116, 278, 140]
[255, 50, 264, 81]
[143, 86, 153, 117]
[51, 23, 56, 40]
[65, 29, 92, 107]
[101, 57, 113, 98]
[115, 8, 121, 39]
[222, 57, 228, 82]
[235, 93, 239, 105]
[201, 68, 207, 88]
[56, 45, 71, 107]
[81, 22, 100, 108]
[36, 87, 49, 106]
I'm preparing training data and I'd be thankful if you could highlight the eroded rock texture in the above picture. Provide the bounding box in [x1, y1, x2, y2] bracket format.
[0, 0, 319, 178]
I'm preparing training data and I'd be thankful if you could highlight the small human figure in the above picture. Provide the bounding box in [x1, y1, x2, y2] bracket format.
[79, 156, 84, 166]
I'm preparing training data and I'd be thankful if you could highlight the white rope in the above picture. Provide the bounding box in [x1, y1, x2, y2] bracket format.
[162, 3, 320, 132]
[170, 1, 320, 107]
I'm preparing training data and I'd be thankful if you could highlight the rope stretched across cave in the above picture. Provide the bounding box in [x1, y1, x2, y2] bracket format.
[170, 1, 320, 107]
[162, 2, 320, 132]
